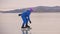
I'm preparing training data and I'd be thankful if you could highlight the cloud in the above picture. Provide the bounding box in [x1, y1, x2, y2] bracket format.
[0, 0, 60, 11]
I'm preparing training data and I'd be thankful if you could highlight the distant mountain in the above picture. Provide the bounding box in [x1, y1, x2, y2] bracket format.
[1, 6, 60, 13]
[33, 6, 60, 12]
[0, 9, 23, 13]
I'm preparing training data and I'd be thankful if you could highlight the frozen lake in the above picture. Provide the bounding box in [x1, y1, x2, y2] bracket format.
[0, 13, 60, 34]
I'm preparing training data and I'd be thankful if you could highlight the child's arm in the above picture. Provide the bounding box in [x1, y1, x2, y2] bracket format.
[28, 15, 31, 23]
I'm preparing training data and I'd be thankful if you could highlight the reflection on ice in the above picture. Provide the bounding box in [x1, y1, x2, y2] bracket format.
[21, 28, 31, 34]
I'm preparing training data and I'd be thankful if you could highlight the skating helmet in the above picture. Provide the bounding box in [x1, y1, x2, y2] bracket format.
[28, 8, 33, 12]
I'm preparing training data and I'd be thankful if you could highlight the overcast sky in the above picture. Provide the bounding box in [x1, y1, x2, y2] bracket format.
[0, 0, 60, 11]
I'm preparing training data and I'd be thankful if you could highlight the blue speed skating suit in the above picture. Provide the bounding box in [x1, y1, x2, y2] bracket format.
[21, 10, 31, 28]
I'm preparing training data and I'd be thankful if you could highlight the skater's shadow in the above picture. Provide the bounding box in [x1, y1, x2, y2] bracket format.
[21, 28, 31, 34]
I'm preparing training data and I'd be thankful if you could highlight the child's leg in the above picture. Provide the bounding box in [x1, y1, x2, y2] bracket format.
[26, 19, 28, 26]
[21, 16, 26, 28]
[26, 19, 30, 27]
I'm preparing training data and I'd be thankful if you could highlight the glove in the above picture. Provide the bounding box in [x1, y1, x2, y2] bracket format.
[29, 20, 31, 24]
[18, 14, 22, 16]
